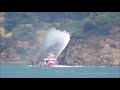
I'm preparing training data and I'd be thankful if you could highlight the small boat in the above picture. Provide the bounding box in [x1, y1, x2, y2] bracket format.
[39, 52, 59, 67]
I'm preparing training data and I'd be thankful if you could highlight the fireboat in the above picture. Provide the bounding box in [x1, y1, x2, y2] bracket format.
[38, 52, 59, 67]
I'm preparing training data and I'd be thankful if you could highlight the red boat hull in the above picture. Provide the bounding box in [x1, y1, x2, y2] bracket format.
[39, 60, 58, 67]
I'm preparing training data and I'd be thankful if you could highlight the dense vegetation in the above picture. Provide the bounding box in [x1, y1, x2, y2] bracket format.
[0, 12, 120, 65]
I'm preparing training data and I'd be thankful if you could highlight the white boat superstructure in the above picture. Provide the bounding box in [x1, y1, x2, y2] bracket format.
[39, 52, 58, 67]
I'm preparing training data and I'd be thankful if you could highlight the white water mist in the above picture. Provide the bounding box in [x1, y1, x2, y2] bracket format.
[44, 28, 70, 58]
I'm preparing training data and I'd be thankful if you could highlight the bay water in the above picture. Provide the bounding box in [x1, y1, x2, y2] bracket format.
[0, 64, 120, 78]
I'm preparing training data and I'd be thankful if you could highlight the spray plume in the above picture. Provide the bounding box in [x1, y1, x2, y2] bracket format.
[43, 28, 70, 58]
[28, 27, 70, 64]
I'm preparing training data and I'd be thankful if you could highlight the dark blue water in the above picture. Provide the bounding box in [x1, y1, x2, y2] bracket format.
[0, 64, 120, 78]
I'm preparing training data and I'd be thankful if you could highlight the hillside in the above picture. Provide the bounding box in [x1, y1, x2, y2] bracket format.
[0, 12, 120, 66]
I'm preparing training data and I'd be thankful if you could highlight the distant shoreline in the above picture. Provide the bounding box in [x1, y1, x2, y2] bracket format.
[0, 62, 119, 67]
[0, 61, 26, 64]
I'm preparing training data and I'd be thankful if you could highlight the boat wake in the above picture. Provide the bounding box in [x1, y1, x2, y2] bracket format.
[49, 65, 83, 67]
[25, 65, 83, 68]
[25, 65, 107, 68]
